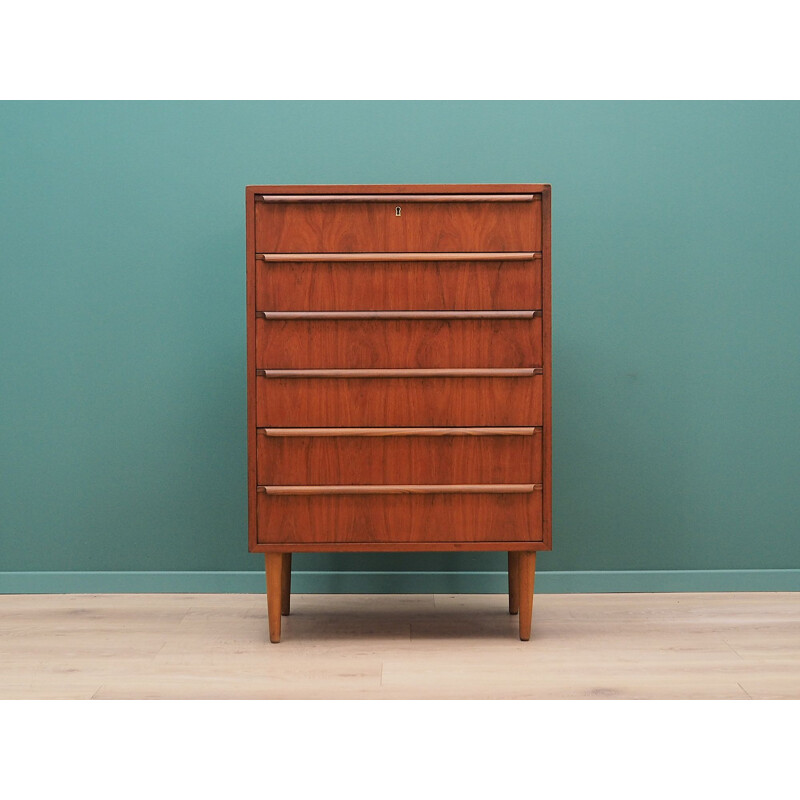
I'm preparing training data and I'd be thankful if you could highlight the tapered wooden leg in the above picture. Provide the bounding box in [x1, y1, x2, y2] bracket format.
[508, 551, 520, 615]
[281, 553, 292, 616]
[518, 551, 536, 641]
[265, 553, 283, 643]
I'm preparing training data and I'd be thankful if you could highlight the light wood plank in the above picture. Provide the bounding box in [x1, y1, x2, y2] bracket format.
[1, 592, 799, 699]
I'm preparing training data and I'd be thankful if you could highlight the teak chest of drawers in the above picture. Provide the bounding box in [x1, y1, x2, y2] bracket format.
[246, 184, 552, 642]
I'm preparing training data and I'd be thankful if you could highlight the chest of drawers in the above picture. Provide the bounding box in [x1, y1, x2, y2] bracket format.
[246, 184, 552, 641]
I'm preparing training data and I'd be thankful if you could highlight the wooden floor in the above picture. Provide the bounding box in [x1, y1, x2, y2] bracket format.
[0, 592, 798, 699]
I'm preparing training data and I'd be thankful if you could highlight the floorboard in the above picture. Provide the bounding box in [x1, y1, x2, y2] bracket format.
[0, 592, 797, 699]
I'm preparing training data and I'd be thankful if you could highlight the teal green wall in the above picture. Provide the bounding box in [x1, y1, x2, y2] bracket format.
[2, 101, 799, 592]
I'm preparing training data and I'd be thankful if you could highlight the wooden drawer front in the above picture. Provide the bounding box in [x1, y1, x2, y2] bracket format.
[256, 372, 542, 427]
[256, 258, 541, 311]
[257, 429, 542, 485]
[255, 197, 540, 253]
[256, 490, 543, 544]
[255, 314, 542, 369]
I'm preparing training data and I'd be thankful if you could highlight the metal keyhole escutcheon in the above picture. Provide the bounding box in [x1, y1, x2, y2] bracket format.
[395, 206, 402, 216]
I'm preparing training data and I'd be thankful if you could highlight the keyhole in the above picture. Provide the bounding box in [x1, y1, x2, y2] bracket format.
[395, 206, 402, 217]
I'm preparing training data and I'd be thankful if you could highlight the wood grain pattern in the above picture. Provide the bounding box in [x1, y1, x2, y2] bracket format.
[256, 374, 543, 427]
[256, 429, 542, 485]
[255, 316, 542, 369]
[256, 492, 543, 544]
[255, 199, 540, 253]
[256, 259, 541, 311]
[246, 184, 551, 635]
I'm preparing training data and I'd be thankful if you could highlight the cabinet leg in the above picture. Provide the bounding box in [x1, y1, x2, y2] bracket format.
[265, 553, 283, 643]
[281, 553, 292, 616]
[508, 551, 520, 615]
[518, 551, 536, 641]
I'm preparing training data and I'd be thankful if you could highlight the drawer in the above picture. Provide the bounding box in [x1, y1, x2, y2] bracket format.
[255, 313, 542, 369]
[256, 488, 543, 544]
[256, 256, 542, 311]
[254, 194, 541, 253]
[256, 427, 542, 485]
[255, 370, 543, 427]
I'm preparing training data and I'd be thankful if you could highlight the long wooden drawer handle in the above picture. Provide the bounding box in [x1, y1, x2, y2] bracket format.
[256, 310, 541, 320]
[258, 194, 537, 203]
[257, 426, 542, 437]
[259, 252, 541, 262]
[256, 368, 542, 378]
[257, 484, 542, 495]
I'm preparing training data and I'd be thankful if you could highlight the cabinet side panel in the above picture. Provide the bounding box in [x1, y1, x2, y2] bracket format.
[541, 186, 552, 550]
[246, 189, 258, 552]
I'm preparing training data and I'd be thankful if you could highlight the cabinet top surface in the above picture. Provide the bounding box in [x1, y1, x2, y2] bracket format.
[246, 183, 550, 195]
